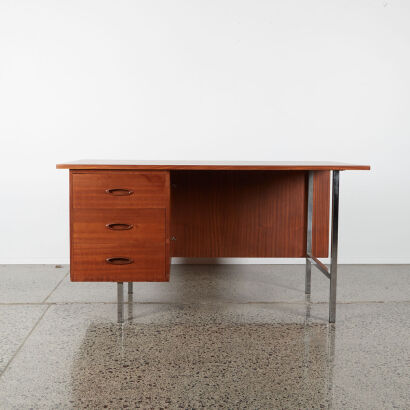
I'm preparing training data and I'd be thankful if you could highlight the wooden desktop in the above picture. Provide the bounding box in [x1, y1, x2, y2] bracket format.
[57, 160, 370, 323]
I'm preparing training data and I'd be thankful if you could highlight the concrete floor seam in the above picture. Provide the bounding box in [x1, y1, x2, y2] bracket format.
[41, 271, 69, 303]
[0, 305, 50, 379]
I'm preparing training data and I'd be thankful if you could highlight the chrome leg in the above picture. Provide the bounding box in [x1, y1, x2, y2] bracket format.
[128, 291, 133, 320]
[127, 283, 133, 320]
[117, 282, 124, 323]
[305, 171, 314, 294]
[329, 171, 340, 323]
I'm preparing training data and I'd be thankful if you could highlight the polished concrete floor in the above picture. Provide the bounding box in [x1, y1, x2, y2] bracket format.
[0, 264, 410, 409]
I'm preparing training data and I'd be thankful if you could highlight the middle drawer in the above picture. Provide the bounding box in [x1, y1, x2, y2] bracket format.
[72, 208, 165, 245]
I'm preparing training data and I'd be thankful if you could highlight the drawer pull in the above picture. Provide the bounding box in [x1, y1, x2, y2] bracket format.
[106, 257, 134, 265]
[106, 223, 134, 231]
[105, 188, 134, 196]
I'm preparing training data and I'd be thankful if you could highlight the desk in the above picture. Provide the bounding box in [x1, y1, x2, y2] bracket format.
[57, 160, 370, 323]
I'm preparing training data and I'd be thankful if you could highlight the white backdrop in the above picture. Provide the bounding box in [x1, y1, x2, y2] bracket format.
[0, 0, 409, 264]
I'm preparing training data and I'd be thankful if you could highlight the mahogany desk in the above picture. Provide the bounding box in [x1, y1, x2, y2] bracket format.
[57, 160, 370, 323]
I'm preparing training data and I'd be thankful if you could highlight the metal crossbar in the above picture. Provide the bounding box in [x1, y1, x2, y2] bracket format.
[307, 254, 330, 279]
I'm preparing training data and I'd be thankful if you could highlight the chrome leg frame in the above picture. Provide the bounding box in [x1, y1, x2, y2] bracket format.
[117, 282, 124, 323]
[128, 282, 133, 294]
[329, 170, 340, 323]
[305, 171, 314, 294]
[306, 170, 340, 323]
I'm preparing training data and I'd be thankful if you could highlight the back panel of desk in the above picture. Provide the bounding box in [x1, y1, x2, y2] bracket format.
[170, 170, 330, 258]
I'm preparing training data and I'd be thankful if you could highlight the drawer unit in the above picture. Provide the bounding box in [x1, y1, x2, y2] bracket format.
[70, 171, 170, 282]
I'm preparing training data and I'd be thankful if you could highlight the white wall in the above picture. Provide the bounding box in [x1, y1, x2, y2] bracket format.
[0, 0, 409, 264]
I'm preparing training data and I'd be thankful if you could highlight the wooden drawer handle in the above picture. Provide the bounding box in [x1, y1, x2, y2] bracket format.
[105, 188, 134, 196]
[106, 257, 134, 265]
[106, 223, 134, 231]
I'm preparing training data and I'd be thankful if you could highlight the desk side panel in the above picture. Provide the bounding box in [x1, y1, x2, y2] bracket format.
[170, 170, 329, 258]
[312, 171, 330, 257]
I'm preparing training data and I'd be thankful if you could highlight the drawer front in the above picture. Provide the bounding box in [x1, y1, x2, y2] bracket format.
[72, 243, 166, 282]
[72, 208, 165, 245]
[71, 209, 166, 281]
[72, 171, 168, 209]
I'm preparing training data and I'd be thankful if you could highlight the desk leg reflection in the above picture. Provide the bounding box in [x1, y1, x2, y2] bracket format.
[303, 296, 336, 407]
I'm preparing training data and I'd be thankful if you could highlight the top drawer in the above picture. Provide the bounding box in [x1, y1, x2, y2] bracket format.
[72, 171, 169, 209]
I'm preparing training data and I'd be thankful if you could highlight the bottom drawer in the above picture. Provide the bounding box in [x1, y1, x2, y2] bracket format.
[71, 243, 167, 282]
[71, 209, 167, 282]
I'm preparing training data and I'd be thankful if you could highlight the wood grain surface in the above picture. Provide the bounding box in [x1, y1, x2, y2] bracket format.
[170, 170, 330, 258]
[68, 169, 332, 281]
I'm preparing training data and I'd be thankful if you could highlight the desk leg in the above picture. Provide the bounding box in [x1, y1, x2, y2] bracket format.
[305, 171, 314, 294]
[329, 171, 340, 323]
[117, 282, 124, 323]
[128, 282, 133, 294]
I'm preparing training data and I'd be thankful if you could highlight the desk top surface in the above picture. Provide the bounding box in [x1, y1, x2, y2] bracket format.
[57, 159, 370, 171]
[57, 160, 370, 171]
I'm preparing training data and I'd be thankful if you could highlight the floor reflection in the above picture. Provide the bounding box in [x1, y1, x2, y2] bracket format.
[70, 303, 336, 408]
